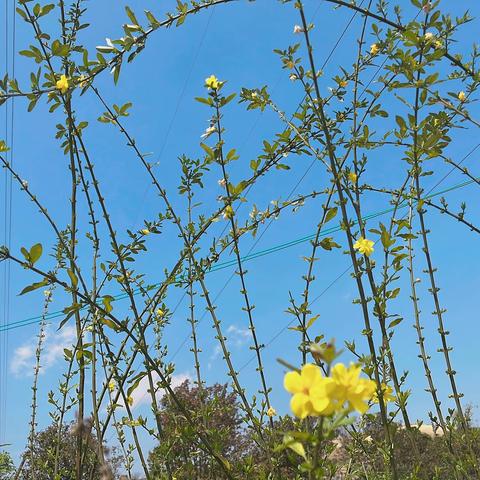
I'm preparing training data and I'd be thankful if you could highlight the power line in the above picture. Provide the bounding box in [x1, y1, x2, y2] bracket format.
[1, 0, 16, 444]
[236, 142, 480, 374]
[0, 2, 365, 340]
[0, 174, 476, 334]
[133, 7, 216, 226]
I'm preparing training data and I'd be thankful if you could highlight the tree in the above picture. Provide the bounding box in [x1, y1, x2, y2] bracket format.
[148, 381, 251, 479]
[0, 450, 15, 480]
[18, 422, 123, 480]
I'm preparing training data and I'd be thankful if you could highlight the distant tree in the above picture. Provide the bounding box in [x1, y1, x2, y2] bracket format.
[148, 380, 305, 479]
[18, 422, 123, 480]
[148, 381, 251, 479]
[0, 450, 15, 480]
[345, 413, 480, 479]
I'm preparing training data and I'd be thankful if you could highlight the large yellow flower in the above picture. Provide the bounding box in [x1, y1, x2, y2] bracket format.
[205, 74, 219, 90]
[284, 364, 336, 419]
[330, 363, 376, 414]
[56, 74, 69, 94]
[353, 237, 374, 257]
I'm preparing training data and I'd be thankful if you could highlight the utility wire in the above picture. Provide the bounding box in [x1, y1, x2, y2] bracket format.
[1, 0, 16, 444]
[237, 141, 480, 373]
[134, 7, 215, 226]
[0, 174, 476, 334]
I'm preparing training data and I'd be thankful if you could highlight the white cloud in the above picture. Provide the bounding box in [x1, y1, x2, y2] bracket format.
[227, 324, 251, 347]
[207, 324, 251, 369]
[10, 325, 76, 377]
[128, 372, 191, 409]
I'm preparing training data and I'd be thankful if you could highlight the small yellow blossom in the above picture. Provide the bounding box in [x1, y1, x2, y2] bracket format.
[156, 308, 164, 318]
[339, 80, 348, 88]
[458, 91, 466, 102]
[141, 228, 150, 235]
[353, 237, 374, 257]
[223, 205, 234, 220]
[330, 363, 376, 414]
[266, 406, 277, 417]
[127, 396, 134, 407]
[434, 40, 442, 49]
[56, 74, 69, 94]
[289, 73, 298, 81]
[370, 43, 380, 55]
[284, 364, 337, 419]
[78, 74, 89, 88]
[348, 171, 358, 183]
[205, 74, 219, 90]
[108, 380, 116, 392]
[373, 383, 395, 403]
[424, 32, 434, 41]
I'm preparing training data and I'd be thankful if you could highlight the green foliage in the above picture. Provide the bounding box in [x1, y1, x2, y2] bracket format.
[3, 0, 480, 479]
[0, 451, 15, 480]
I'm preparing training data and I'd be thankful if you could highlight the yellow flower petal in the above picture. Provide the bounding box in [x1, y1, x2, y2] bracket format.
[284, 371, 303, 394]
[300, 363, 321, 389]
[290, 393, 311, 419]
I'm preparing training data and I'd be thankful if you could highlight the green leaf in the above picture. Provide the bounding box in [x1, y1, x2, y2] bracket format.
[127, 371, 147, 397]
[319, 237, 341, 251]
[29, 243, 42, 264]
[194, 96, 213, 106]
[283, 435, 306, 459]
[388, 317, 403, 329]
[101, 317, 118, 331]
[20, 279, 49, 295]
[325, 207, 338, 223]
[125, 6, 139, 25]
[103, 295, 114, 313]
[306, 314, 320, 330]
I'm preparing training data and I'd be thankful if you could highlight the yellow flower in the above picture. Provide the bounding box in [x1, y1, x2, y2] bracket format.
[348, 172, 357, 183]
[141, 228, 150, 235]
[424, 32, 434, 41]
[373, 383, 395, 403]
[127, 396, 134, 407]
[458, 91, 466, 102]
[223, 205, 234, 220]
[353, 237, 374, 257]
[108, 380, 116, 392]
[284, 364, 336, 419]
[370, 43, 380, 55]
[56, 74, 69, 94]
[434, 40, 442, 49]
[78, 74, 89, 88]
[156, 308, 164, 318]
[330, 363, 376, 414]
[205, 74, 219, 90]
[339, 80, 348, 88]
[266, 406, 277, 417]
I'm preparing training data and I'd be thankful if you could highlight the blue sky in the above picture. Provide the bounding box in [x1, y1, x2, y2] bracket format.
[1, 0, 480, 471]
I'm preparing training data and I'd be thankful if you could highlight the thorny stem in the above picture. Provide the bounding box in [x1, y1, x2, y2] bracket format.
[214, 99, 273, 426]
[296, 2, 398, 478]
[410, 22, 467, 430]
